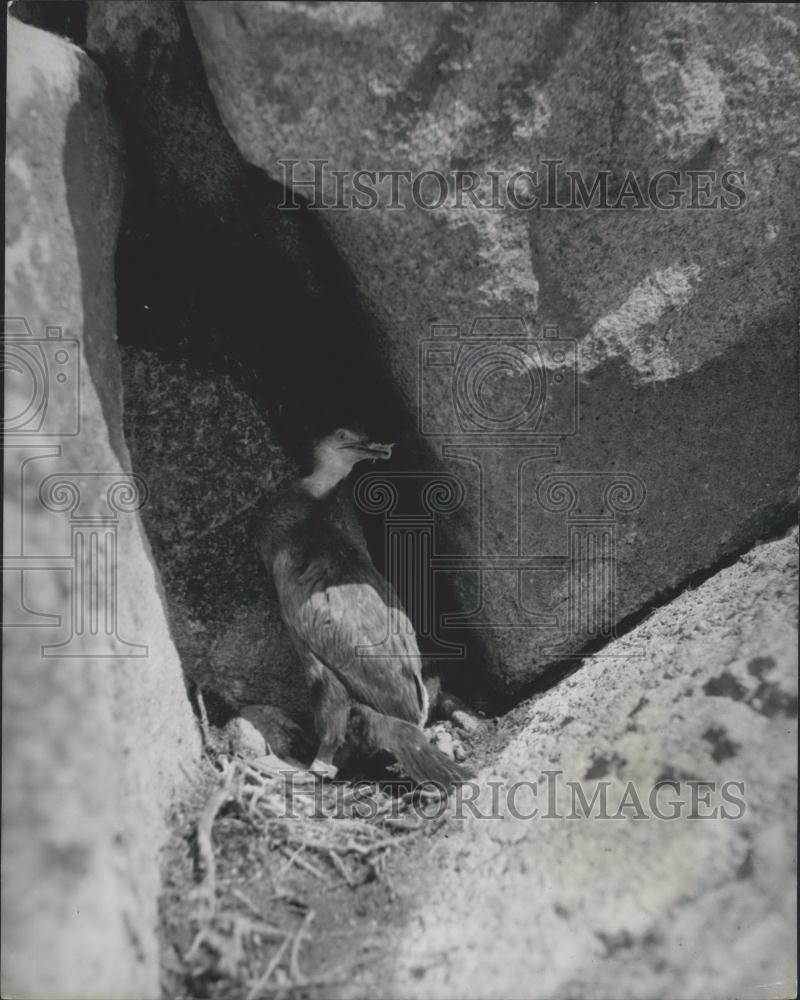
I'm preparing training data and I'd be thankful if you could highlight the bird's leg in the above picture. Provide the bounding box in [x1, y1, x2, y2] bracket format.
[306, 657, 350, 780]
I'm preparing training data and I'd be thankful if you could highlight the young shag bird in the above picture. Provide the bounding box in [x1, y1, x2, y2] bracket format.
[253, 428, 472, 789]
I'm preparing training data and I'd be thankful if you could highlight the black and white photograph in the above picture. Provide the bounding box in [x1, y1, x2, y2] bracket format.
[3, 2, 798, 998]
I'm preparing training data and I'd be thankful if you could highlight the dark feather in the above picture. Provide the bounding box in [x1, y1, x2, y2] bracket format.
[257, 480, 472, 787]
[268, 486, 426, 724]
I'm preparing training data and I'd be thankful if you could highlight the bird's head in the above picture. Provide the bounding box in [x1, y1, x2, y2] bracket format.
[303, 427, 394, 496]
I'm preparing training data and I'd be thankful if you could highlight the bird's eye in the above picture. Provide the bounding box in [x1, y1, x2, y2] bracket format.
[336, 430, 347, 441]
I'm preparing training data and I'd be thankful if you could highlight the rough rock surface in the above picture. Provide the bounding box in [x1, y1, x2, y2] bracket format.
[3, 20, 200, 998]
[116, 346, 303, 713]
[370, 529, 798, 999]
[188, 1, 799, 694]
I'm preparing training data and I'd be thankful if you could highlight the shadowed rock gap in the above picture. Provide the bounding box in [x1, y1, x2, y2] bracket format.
[112, 171, 491, 711]
[76, 1, 491, 728]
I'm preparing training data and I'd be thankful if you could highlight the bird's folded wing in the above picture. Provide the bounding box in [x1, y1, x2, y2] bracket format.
[293, 578, 426, 724]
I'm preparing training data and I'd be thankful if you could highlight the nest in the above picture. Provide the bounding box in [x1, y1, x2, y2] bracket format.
[161, 745, 448, 1000]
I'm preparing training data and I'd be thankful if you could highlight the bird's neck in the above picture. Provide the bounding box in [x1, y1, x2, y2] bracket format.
[299, 466, 348, 499]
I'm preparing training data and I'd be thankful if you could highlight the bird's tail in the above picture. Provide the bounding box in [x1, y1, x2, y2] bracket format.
[348, 704, 474, 790]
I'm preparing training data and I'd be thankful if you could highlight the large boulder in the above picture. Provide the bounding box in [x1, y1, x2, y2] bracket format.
[188, 1, 799, 694]
[3, 20, 200, 998]
[381, 529, 798, 998]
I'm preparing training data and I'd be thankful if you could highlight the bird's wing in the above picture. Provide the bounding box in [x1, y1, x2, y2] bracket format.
[274, 527, 426, 724]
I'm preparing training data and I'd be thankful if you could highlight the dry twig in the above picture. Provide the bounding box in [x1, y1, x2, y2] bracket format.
[289, 909, 315, 985]
[246, 932, 293, 1000]
[192, 762, 236, 916]
[194, 684, 212, 750]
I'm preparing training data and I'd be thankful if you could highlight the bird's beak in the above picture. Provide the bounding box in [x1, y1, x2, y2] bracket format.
[348, 440, 394, 460]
